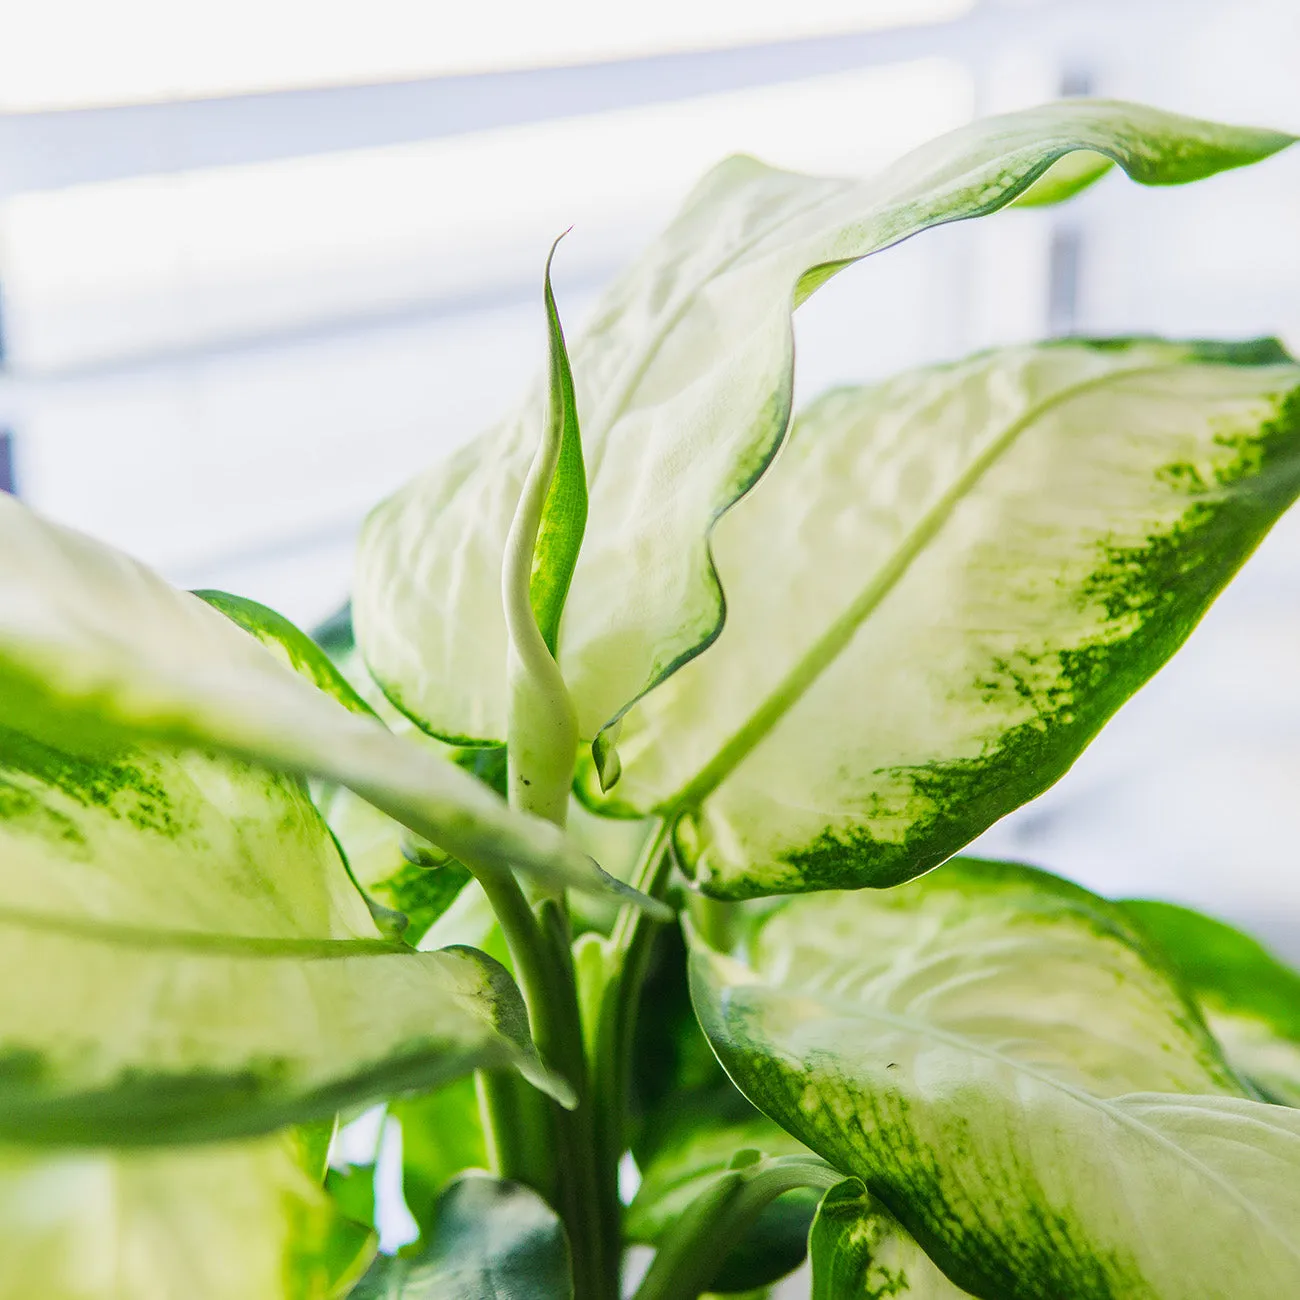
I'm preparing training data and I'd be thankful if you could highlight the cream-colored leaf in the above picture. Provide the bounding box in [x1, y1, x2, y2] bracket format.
[0, 724, 569, 1144]
[355, 102, 1291, 752]
[593, 339, 1300, 897]
[689, 860, 1300, 1297]
[0, 494, 608, 899]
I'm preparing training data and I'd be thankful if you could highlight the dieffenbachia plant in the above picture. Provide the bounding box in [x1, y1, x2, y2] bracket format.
[4, 99, 1300, 1300]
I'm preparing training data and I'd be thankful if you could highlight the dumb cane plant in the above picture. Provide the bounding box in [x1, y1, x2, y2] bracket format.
[2, 100, 1300, 1299]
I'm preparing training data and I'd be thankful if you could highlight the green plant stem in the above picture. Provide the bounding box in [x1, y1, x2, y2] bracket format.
[469, 780, 637, 1298]
[471, 858, 617, 1297]
[467, 865, 566, 1202]
[475, 1068, 556, 1203]
[606, 820, 676, 1115]
[537, 898, 623, 1300]
[633, 1156, 841, 1300]
[587, 820, 675, 1288]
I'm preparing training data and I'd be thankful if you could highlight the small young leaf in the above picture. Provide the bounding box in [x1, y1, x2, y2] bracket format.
[591, 338, 1300, 897]
[1122, 899, 1300, 1106]
[0, 1132, 375, 1300]
[500, 243, 585, 822]
[810, 1179, 973, 1299]
[356, 102, 1292, 754]
[530, 236, 589, 658]
[352, 1171, 573, 1299]
[688, 859, 1300, 1297]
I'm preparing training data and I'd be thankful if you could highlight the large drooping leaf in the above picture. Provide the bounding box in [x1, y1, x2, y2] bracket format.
[585, 338, 1300, 897]
[0, 1132, 373, 1300]
[690, 859, 1300, 1298]
[354, 102, 1292, 754]
[352, 1172, 572, 1299]
[0, 495, 628, 903]
[809, 1180, 972, 1299]
[1123, 899, 1300, 1106]
[0, 722, 572, 1145]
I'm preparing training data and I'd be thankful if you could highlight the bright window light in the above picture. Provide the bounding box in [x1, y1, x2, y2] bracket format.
[1, 0, 974, 111]
[0, 59, 973, 371]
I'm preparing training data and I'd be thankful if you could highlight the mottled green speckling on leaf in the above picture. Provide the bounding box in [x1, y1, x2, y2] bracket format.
[0, 716, 570, 1145]
[689, 859, 1300, 1298]
[588, 338, 1300, 899]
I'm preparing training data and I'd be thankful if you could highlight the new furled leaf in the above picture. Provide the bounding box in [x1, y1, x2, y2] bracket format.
[501, 244, 585, 822]
[1122, 899, 1300, 1106]
[355, 102, 1292, 759]
[0, 723, 571, 1145]
[531, 235, 589, 659]
[689, 859, 1300, 1298]
[352, 1171, 573, 1299]
[0, 1133, 373, 1300]
[0, 494, 633, 904]
[587, 338, 1300, 896]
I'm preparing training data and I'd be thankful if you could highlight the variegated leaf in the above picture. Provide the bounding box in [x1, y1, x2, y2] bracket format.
[0, 495, 627, 902]
[589, 339, 1300, 897]
[0, 723, 571, 1145]
[0, 1132, 373, 1300]
[354, 102, 1291, 760]
[689, 859, 1300, 1298]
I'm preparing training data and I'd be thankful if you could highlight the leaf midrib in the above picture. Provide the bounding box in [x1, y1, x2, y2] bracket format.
[0, 903, 406, 958]
[670, 362, 1191, 809]
[737, 983, 1298, 1259]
